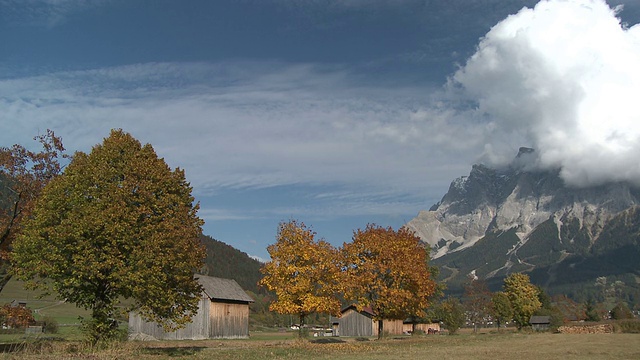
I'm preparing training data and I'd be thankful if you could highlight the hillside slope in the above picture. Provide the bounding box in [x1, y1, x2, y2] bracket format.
[199, 234, 264, 294]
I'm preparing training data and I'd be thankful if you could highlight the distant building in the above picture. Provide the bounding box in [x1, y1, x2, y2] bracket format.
[530, 315, 551, 331]
[336, 305, 405, 337]
[129, 275, 254, 340]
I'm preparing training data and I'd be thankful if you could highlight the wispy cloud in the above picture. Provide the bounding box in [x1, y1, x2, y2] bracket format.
[0, 0, 112, 27]
[0, 61, 489, 227]
[1, 61, 478, 197]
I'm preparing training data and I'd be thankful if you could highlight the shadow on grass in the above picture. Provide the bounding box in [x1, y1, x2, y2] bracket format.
[0, 343, 28, 353]
[141, 346, 206, 357]
[0, 337, 66, 353]
[309, 338, 346, 344]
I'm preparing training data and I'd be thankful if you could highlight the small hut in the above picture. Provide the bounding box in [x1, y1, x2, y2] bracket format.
[530, 316, 551, 331]
[337, 305, 404, 337]
[129, 275, 254, 340]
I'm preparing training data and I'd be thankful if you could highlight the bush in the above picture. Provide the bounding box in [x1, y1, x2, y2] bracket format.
[610, 302, 634, 320]
[42, 316, 59, 334]
[613, 320, 640, 333]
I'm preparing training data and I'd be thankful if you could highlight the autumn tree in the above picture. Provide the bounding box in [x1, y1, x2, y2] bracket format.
[341, 224, 437, 339]
[0, 304, 35, 329]
[0, 130, 67, 291]
[462, 278, 491, 333]
[11, 129, 205, 342]
[490, 291, 513, 331]
[259, 220, 341, 336]
[503, 273, 541, 330]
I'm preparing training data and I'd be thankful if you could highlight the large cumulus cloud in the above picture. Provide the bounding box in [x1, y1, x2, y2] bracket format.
[453, 0, 640, 187]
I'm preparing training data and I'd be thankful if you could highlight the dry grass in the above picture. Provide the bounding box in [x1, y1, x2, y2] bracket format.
[0, 332, 638, 360]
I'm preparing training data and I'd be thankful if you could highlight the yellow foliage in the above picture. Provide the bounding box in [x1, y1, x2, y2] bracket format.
[259, 220, 341, 324]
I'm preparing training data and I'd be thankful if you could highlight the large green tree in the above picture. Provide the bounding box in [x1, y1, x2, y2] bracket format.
[259, 220, 341, 336]
[503, 273, 541, 330]
[490, 291, 513, 331]
[341, 224, 437, 339]
[11, 129, 205, 342]
[0, 130, 67, 291]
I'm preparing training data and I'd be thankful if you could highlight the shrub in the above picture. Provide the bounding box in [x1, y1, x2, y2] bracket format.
[610, 302, 634, 320]
[613, 320, 640, 333]
[42, 315, 59, 334]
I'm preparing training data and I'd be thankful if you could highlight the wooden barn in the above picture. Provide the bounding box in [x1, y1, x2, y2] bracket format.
[402, 320, 441, 334]
[128, 275, 254, 340]
[336, 305, 404, 337]
[530, 315, 551, 331]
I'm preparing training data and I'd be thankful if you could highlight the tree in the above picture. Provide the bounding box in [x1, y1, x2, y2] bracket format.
[462, 278, 491, 333]
[341, 224, 437, 339]
[533, 286, 564, 331]
[11, 129, 205, 342]
[437, 297, 465, 335]
[0, 304, 35, 329]
[490, 291, 513, 331]
[584, 298, 602, 321]
[0, 130, 67, 291]
[503, 273, 541, 330]
[259, 220, 341, 336]
[610, 302, 634, 320]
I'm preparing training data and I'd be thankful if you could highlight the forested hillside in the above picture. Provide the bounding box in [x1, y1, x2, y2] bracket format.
[199, 234, 264, 294]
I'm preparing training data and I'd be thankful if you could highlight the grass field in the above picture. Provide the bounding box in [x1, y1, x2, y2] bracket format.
[0, 331, 636, 360]
[0, 280, 638, 359]
[0, 278, 90, 324]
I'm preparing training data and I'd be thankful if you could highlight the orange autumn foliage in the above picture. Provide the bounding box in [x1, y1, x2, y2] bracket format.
[341, 224, 437, 327]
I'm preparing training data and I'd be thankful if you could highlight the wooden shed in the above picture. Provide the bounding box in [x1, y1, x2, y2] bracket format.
[530, 316, 551, 331]
[128, 275, 254, 340]
[402, 320, 441, 334]
[337, 305, 404, 337]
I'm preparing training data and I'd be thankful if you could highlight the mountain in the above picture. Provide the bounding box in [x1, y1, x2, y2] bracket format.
[199, 234, 264, 294]
[406, 148, 640, 302]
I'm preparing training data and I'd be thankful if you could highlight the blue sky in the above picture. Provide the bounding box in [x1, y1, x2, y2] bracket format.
[2, 0, 640, 261]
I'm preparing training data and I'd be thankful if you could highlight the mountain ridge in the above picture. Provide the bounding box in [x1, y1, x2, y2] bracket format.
[406, 148, 640, 302]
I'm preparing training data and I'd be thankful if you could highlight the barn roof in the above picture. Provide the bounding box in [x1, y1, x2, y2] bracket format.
[529, 316, 551, 324]
[197, 275, 254, 303]
[341, 304, 375, 317]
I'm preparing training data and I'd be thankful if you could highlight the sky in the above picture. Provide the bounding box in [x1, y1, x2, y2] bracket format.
[2, 0, 640, 261]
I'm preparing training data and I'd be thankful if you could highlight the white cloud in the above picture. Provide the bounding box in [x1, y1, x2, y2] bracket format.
[0, 61, 476, 215]
[452, 0, 640, 187]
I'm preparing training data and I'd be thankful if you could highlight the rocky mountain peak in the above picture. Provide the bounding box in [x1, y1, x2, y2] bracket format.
[405, 148, 640, 300]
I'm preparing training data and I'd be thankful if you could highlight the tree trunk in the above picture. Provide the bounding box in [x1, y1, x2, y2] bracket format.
[377, 319, 384, 340]
[298, 313, 306, 338]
